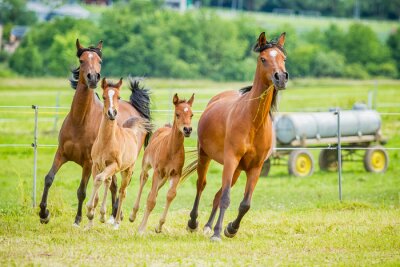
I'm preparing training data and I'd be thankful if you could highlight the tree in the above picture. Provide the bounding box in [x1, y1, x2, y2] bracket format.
[387, 27, 400, 77]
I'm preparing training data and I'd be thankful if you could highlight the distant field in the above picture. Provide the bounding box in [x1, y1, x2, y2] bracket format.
[0, 77, 399, 266]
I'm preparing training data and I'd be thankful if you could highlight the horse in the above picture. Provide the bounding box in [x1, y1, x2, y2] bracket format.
[38, 39, 151, 226]
[129, 93, 195, 234]
[185, 32, 288, 241]
[86, 78, 152, 230]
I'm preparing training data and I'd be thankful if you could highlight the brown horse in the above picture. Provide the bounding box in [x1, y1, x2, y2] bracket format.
[38, 40, 151, 226]
[186, 32, 288, 241]
[86, 78, 151, 230]
[129, 93, 195, 234]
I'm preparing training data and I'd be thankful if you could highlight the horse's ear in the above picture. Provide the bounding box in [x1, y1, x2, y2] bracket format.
[97, 40, 103, 50]
[277, 32, 286, 47]
[116, 77, 123, 88]
[173, 93, 179, 105]
[187, 93, 195, 106]
[253, 32, 267, 52]
[101, 77, 107, 89]
[76, 39, 84, 51]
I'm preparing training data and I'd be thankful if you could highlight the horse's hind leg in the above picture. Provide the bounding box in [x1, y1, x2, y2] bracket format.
[129, 168, 149, 223]
[187, 148, 211, 231]
[204, 168, 241, 235]
[39, 148, 66, 224]
[99, 176, 112, 223]
[114, 168, 133, 230]
[155, 176, 179, 233]
[74, 163, 92, 226]
[224, 167, 261, 238]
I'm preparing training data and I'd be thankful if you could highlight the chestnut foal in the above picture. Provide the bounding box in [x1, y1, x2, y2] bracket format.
[86, 78, 151, 230]
[129, 93, 195, 234]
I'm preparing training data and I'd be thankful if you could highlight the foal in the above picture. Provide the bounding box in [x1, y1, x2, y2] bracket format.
[129, 93, 194, 234]
[86, 78, 151, 229]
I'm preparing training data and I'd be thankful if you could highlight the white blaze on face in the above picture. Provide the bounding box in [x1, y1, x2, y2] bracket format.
[88, 52, 94, 68]
[184, 107, 189, 112]
[269, 50, 278, 58]
[108, 89, 115, 114]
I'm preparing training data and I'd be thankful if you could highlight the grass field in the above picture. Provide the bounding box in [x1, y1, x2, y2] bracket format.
[0, 77, 399, 266]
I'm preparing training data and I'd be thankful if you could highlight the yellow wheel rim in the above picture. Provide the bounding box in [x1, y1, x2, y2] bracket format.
[370, 150, 386, 171]
[295, 154, 312, 176]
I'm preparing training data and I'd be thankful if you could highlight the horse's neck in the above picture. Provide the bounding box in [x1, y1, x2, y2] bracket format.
[244, 68, 275, 128]
[70, 79, 97, 124]
[167, 123, 184, 155]
[97, 115, 117, 144]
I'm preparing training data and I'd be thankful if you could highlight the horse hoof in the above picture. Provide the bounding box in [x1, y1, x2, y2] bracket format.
[72, 222, 80, 228]
[210, 235, 222, 242]
[99, 215, 106, 223]
[107, 216, 115, 225]
[187, 220, 198, 232]
[84, 220, 93, 231]
[203, 226, 212, 235]
[155, 226, 162, 234]
[113, 223, 120, 230]
[74, 216, 82, 225]
[224, 222, 238, 238]
[138, 229, 145, 236]
[40, 213, 50, 224]
[129, 213, 136, 223]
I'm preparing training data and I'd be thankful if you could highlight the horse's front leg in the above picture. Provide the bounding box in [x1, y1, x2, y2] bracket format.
[155, 175, 179, 233]
[224, 166, 261, 238]
[114, 167, 133, 230]
[99, 176, 112, 223]
[39, 148, 66, 224]
[211, 156, 239, 242]
[74, 163, 92, 226]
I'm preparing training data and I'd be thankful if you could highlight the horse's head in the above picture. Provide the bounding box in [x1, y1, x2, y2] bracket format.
[253, 32, 288, 90]
[173, 93, 195, 137]
[76, 39, 103, 89]
[101, 77, 122, 121]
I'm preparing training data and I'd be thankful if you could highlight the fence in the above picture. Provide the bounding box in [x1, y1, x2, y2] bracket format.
[0, 104, 399, 208]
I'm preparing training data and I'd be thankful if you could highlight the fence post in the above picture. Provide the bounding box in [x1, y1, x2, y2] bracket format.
[335, 109, 342, 201]
[32, 105, 39, 207]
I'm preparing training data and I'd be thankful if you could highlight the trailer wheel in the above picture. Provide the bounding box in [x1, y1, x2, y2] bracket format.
[288, 150, 314, 177]
[363, 146, 388, 173]
[260, 158, 271, 177]
[319, 149, 340, 171]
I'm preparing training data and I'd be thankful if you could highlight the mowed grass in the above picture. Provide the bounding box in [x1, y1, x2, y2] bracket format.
[0, 77, 399, 266]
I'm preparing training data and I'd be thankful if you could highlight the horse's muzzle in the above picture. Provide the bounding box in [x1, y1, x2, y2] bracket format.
[273, 71, 289, 90]
[87, 73, 101, 89]
[183, 127, 192, 137]
[107, 109, 117, 120]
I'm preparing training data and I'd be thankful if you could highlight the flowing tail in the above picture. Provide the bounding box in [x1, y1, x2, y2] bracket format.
[122, 117, 153, 137]
[179, 149, 198, 185]
[127, 76, 152, 146]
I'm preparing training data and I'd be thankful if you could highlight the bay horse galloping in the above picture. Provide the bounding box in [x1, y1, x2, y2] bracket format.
[86, 78, 151, 230]
[39, 40, 151, 226]
[130, 93, 195, 234]
[186, 32, 288, 241]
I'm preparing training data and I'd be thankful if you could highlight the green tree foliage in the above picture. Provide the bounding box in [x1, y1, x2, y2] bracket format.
[9, 36, 42, 76]
[387, 28, 400, 77]
[0, 0, 37, 25]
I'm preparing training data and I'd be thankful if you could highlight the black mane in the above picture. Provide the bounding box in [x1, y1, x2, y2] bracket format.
[253, 38, 286, 55]
[69, 67, 80, 90]
[239, 85, 279, 113]
[76, 46, 102, 58]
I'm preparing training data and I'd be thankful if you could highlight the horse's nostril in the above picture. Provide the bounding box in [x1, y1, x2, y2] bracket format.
[87, 73, 91, 80]
[285, 72, 289, 80]
[96, 73, 100, 80]
[274, 72, 279, 80]
[113, 110, 117, 117]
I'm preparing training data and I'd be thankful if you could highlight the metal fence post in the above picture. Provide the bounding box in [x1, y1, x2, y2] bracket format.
[32, 105, 39, 207]
[335, 109, 342, 201]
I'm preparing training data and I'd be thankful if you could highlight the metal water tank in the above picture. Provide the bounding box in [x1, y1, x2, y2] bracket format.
[275, 110, 381, 145]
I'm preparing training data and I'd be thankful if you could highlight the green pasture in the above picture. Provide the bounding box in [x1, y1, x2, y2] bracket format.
[0, 77, 399, 266]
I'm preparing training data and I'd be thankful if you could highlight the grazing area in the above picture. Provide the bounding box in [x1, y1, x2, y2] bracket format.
[0, 77, 399, 265]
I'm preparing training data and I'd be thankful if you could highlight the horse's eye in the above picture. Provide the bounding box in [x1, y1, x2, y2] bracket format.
[102, 96, 105, 100]
[118, 97, 121, 100]
[176, 113, 180, 118]
[79, 60, 83, 64]
[190, 114, 194, 118]
[261, 58, 266, 63]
